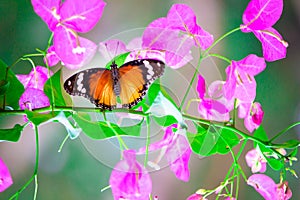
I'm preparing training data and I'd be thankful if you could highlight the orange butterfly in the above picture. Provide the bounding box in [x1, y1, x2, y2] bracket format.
[64, 59, 165, 110]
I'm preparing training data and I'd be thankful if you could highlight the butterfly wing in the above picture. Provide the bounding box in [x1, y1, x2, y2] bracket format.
[64, 68, 117, 110]
[118, 59, 165, 108]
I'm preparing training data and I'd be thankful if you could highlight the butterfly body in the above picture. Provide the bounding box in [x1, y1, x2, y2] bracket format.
[64, 59, 165, 110]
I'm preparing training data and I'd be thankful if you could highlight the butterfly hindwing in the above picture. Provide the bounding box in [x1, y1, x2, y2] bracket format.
[118, 59, 165, 108]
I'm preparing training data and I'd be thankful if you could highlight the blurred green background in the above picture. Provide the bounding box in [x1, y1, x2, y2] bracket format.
[0, 0, 299, 199]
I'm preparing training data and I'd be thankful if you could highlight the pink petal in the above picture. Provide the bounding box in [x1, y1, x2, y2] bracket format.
[207, 80, 224, 99]
[247, 174, 277, 200]
[197, 75, 206, 99]
[186, 193, 204, 200]
[31, 0, 60, 31]
[193, 25, 214, 50]
[98, 39, 128, 62]
[208, 80, 235, 112]
[235, 54, 266, 76]
[198, 99, 229, 121]
[238, 102, 251, 119]
[242, 0, 283, 30]
[142, 17, 178, 50]
[253, 27, 288, 62]
[19, 88, 50, 110]
[223, 64, 237, 101]
[109, 150, 152, 200]
[0, 157, 13, 192]
[44, 46, 60, 67]
[166, 134, 191, 182]
[251, 102, 264, 125]
[16, 66, 51, 90]
[60, 0, 106, 32]
[245, 148, 266, 173]
[276, 181, 292, 200]
[165, 35, 194, 68]
[54, 26, 97, 69]
[138, 124, 176, 154]
[234, 75, 257, 102]
[243, 102, 264, 132]
[167, 4, 196, 32]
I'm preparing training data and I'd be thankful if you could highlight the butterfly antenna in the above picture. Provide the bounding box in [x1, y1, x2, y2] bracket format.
[104, 42, 113, 61]
[113, 40, 120, 58]
[104, 40, 121, 61]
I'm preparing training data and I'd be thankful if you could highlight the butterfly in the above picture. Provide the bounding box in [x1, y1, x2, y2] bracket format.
[64, 59, 165, 110]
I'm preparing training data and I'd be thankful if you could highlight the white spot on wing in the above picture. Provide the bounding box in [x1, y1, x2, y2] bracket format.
[77, 73, 84, 91]
[143, 60, 154, 77]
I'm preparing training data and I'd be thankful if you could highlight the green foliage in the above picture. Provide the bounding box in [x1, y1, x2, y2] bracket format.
[188, 122, 239, 156]
[253, 126, 284, 171]
[25, 109, 55, 126]
[0, 59, 24, 109]
[0, 80, 10, 95]
[146, 83, 183, 127]
[73, 112, 142, 139]
[105, 52, 130, 69]
[0, 124, 24, 142]
[44, 69, 71, 107]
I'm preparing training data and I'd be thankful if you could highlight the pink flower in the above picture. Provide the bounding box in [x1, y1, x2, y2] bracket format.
[241, 0, 288, 61]
[16, 66, 52, 110]
[248, 174, 292, 200]
[0, 157, 13, 192]
[223, 54, 266, 103]
[32, 0, 106, 69]
[142, 4, 213, 68]
[245, 148, 267, 173]
[238, 102, 264, 132]
[276, 181, 292, 200]
[197, 75, 230, 121]
[139, 124, 192, 182]
[167, 4, 213, 49]
[186, 193, 206, 200]
[109, 150, 152, 200]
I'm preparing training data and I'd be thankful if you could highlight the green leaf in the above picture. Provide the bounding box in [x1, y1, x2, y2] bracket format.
[188, 123, 239, 156]
[274, 139, 300, 149]
[105, 52, 131, 69]
[146, 90, 184, 127]
[44, 69, 71, 106]
[25, 109, 56, 126]
[152, 115, 177, 127]
[0, 80, 10, 95]
[0, 59, 24, 109]
[266, 158, 284, 171]
[73, 112, 141, 140]
[289, 147, 298, 158]
[253, 126, 268, 142]
[0, 124, 24, 142]
[253, 126, 285, 171]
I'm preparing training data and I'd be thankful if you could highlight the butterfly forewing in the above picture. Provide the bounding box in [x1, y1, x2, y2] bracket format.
[118, 59, 165, 108]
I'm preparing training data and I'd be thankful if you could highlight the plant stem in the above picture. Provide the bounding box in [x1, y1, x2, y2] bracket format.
[58, 134, 69, 152]
[9, 125, 39, 200]
[269, 121, 300, 142]
[203, 27, 241, 55]
[179, 50, 203, 110]
[144, 116, 151, 166]
[102, 112, 128, 151]
[0, 105, 149, 116]
[203, 53, 231, 64]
